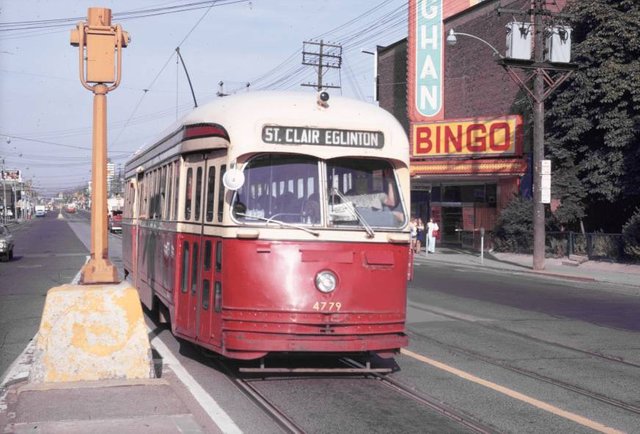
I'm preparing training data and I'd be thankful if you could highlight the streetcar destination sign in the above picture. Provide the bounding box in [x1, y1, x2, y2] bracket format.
[262, 126, 384, 149]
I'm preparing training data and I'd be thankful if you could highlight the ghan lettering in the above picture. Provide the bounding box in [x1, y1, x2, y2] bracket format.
[415, 0, 443, 117]
[414, 119, 517, 156]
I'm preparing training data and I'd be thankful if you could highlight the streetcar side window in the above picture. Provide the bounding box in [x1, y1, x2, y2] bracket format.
[215, 240, 222, 272]
[185, 168, 193, 220]
[217, 165, 226, 222]
[195, 167, 203, 221]
[173, 161, 179, 220]
[181, 241, 189, 293]
[148, 170, 155, 219]
[206, 166, 216, 222]
[202, 280, 210, 310]
[126, 181, 135, 219]
[214, 281, 222, 313]
[160, 165, 167, 219]
[191, 242, 198, 294]
[204, 240, 212, 271]
[154, 168, 162, 219]
[139, 175, 146, 218]
[165, 163, 173, 219]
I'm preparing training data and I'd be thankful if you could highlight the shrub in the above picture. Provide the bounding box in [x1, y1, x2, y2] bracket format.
[622, 207, 640, 260]
[493, 196, 561, 253]
[493, 196, 533, 253]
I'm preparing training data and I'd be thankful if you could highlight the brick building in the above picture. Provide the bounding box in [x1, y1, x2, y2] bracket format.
[377, 0, 566, 245]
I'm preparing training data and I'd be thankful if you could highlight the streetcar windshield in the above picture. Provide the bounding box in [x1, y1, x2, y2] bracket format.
[326, 158, 405, 229]
[232, 154, 320, 224]
[231, 154, 406, 229]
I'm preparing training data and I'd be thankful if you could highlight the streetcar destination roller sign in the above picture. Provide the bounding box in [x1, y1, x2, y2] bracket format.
[262, 126, 384, 148]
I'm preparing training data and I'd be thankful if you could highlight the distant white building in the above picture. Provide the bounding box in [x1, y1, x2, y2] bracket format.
[107, 160, 115, 195]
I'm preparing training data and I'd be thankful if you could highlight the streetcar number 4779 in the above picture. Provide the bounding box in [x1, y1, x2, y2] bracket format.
[312, 301, 342, 311]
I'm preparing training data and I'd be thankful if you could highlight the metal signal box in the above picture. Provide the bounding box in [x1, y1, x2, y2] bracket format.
[86, 32, 116, 83]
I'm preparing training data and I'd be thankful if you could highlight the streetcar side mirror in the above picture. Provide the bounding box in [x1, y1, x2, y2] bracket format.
[223, 168, 245, 191]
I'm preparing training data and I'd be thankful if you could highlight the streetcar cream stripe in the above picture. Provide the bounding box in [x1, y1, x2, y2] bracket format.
[401, 348, 624, 434]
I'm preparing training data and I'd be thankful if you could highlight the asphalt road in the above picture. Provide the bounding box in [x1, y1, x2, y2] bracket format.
[2, 215, 639, 433]
[0, 214, 87, 377]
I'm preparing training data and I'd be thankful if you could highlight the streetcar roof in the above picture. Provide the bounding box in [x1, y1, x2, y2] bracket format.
[125, 91, 409, 176]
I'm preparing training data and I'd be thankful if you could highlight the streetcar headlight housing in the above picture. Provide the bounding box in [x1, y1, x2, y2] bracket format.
[315, 270, 337, 293]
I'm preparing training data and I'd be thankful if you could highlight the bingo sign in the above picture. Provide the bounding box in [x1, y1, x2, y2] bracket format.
[408, 0, 444, 121]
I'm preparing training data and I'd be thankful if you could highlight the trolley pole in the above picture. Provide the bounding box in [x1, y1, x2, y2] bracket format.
[70, 8, 129, 284]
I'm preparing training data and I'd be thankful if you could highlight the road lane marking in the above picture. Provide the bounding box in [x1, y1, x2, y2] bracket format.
[401, 348, 624, 434]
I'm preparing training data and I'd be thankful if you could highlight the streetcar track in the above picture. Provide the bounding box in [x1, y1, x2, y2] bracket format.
[409, 330, 640, 416]
[210, 354, 499, 434]
[410, 303, 640, 369]
[212, 358, 305, 434]
[341, 357, 500, 434]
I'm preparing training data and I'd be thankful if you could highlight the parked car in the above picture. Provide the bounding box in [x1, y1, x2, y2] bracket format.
[0, 224, 14, 262]
[108, 210, 123, 233]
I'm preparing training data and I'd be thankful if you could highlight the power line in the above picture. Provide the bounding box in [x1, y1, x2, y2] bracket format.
[0, 1, 249, 34]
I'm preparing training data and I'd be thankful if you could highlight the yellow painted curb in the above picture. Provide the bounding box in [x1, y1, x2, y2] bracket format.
[30, 282, 154, 383]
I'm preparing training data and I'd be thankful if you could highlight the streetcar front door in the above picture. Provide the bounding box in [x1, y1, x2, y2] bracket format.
[196, 161, 224, 349]
[176, 237, 198, 338]
[175, 156, 207, 339]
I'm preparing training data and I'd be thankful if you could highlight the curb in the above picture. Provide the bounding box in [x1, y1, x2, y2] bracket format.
[414, 255, 600, 284]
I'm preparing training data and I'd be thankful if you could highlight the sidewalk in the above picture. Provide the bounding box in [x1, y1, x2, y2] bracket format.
[414, 246, 640, 292]
[0, 345, 224, 434]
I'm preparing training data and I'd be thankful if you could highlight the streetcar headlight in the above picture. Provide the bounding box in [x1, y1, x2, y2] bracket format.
[315, 270, 337, 293]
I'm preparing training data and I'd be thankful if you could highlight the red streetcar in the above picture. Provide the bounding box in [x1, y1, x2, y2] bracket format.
[123, 91, 411, 363]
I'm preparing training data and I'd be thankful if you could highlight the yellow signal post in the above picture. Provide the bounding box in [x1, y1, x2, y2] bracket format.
[70, 8, 129, 284]
[29, 10, 153, 383]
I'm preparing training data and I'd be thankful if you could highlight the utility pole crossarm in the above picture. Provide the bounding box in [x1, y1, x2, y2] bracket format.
[301, 40, 343, 91]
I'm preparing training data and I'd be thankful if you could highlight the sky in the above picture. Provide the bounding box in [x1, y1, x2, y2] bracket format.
[0, 0, 409, 197]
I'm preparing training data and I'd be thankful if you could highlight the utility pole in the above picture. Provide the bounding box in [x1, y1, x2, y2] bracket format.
[497, 0, 576, 270]
[70, 8, 129, 284]
[301, 40, 342, 91]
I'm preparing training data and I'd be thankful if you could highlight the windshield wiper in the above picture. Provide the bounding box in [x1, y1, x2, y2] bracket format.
[331, 188, 375, 238]
[235, 212, 320, 237]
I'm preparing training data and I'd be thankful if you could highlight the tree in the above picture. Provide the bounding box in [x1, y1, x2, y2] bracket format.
[546, 0, 640, 231]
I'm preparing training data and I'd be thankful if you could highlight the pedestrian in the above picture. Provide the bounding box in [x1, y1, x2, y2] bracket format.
[409, 218, 418, 253]
[426, 217, 439, 253]
[416, 217, 424, 253]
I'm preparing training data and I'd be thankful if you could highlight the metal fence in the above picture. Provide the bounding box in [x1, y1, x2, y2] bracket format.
[458, 230, 628, 262]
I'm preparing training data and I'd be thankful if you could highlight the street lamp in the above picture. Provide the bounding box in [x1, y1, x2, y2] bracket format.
[361, 48, 378, 103]
[446, 29, 503, 58]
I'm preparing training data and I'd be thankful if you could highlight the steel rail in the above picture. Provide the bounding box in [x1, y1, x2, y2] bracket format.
[341, 358, 500, 434]
[213, 359, 305, 434]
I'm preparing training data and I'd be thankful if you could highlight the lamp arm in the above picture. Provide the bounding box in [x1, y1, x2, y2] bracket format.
[453, 31, 503, 58]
